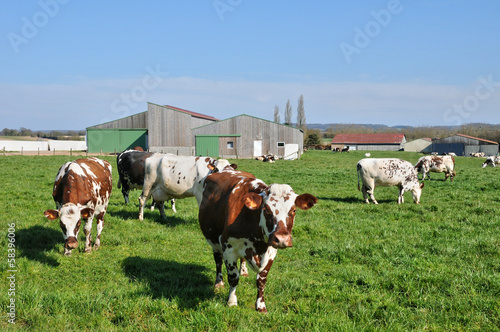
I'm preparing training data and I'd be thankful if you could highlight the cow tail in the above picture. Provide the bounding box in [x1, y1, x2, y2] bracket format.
[117, 178, 121, 189]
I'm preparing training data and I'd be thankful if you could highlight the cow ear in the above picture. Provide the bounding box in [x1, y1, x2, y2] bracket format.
[243, 193, 262, 210]
[44, 209, 59, 220]
[420, 182, 425, 189]
[295, 194, 318, 210]
[230, 163, 238, 170]
[80, 208, 94, 219]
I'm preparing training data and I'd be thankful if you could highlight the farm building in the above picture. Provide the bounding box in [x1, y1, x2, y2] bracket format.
[432, 133, 499, 156]
[86, 103, 218, 154]
[331, 133, 406, 151]
[192, 114, 304, 159]
[87, 103, 304, 159]
[404, 138, 432, 153]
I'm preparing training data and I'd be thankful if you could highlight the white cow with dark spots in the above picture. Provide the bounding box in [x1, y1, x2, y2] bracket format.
[138, 155, 236, 220]
[357, 158, 424, 204]
[44, 157, 112, 255]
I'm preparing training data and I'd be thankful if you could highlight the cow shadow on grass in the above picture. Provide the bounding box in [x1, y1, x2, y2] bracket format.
[122, 256, 213, 309]
[16, 226, 61, 267]
[110, 208, 192, 228]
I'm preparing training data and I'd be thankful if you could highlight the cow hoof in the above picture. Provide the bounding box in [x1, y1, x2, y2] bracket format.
[84, 247, 92, 253]
[227, 300, 238, 307]
[214, 281, 224, 289]
[257, 307, 267, 313]
[64, 250, 72, 256]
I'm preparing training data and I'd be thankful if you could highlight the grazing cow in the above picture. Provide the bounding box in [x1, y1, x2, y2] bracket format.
[138, 155, 235, 220]
[117, 150, 175, 211]
[341, 146, 350, 153]
[357, 158, 424, 204]
[414, 155, 456, 181]
[198, 169, 317, 312]
[482, 156, 500, 168]
[44, 158, 112, 255]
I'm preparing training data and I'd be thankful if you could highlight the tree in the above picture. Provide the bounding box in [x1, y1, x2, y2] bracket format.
[284, 99, 292, 125]
[306, 133, 320, 146]
[296, 95, 306, 131]
[273, 105, 280, 123]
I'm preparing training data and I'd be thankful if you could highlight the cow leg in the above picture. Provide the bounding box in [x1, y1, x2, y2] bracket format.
[361, 185, 370, 204]
[223, 249, 240, 307]
[94, 211, 105, 250]
[364, 185, 378, 204]
[214, 251, 224, 288]
[255, 259, 274, 313]
[138, 192, 151, 221]
[398, 186, 404, 204]
[83, 217, 93, 253]
[171, 199, 177, 213]
[156, 201, 167, 219]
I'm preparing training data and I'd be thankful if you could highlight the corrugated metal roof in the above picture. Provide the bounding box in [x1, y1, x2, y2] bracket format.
[164, 105, 219, 121]
[455, 133, 498, 145]
[331, 133, 405, 144]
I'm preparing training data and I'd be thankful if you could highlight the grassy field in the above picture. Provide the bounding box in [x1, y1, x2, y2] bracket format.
[0, 150, 499, 331]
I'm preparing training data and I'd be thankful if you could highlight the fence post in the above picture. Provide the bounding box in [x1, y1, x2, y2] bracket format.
[70, 148, 73, 156]
[21, 147, 23, 156]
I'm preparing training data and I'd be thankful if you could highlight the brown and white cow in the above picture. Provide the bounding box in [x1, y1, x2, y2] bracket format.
[44, 157, 112, 255]
[414, 155, 456, 181]
[138, 155, 235, 220]
[198, 169, 317, 312]
[117, 150, 175, 212]
[482, 156, 500, 168]
[357, 158, 424, 204]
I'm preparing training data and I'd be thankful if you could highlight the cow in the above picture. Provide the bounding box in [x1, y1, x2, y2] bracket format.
[357, 158, 424, 204]
[116, 150, 175, 212]
[414, 155, 456, 181]
[470, 152, 485, 158]
[43, 157, 112, 255]
[482, 156, 500, 168]
[198, 169, 317, 312]
[138, 155, 235, 220]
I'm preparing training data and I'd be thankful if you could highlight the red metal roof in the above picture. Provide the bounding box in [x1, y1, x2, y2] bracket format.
[331, 133, 405, 144]
[164, 105, 219, 121]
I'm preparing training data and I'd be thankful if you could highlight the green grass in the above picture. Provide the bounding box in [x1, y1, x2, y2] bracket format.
[1, 151, 499, 331]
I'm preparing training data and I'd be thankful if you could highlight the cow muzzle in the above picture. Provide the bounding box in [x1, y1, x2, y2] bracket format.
[65, 237, 78, 250]
[269, 234, 293, 249]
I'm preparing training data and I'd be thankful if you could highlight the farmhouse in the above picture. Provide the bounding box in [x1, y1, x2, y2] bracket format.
[432, 133, 499, 156]
[87, 103, 304, 159]
[404, 138, 432, 153]
[331, 133, 406, 151]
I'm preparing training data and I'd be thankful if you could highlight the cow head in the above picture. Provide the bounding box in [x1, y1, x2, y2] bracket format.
[44, 203, 94, 255]
[243, 184, 317, 249]
[410, 182, 425, 204]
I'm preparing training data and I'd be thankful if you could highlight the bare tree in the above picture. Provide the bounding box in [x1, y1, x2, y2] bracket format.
[296, 95, 306, 131]
[274, 105, 280, 123]
[284, 99, 292, 125]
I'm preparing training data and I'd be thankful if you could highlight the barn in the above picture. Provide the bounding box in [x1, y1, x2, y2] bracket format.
[86, 103, 218, 154]
[87, 103, 304, 159]
[330, 133, 406, 151]
[432, 134, 499, 156]
[404, 138, 432, 153]
[192, 114, 304, 159]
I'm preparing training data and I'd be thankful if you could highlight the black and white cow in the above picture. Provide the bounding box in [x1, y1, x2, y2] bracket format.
[116, 150, 175, 212]
[357, 158, 424, 204]
[482, 156, 500, 168]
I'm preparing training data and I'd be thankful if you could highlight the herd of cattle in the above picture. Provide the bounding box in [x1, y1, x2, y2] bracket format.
[42, 150, 499, 311]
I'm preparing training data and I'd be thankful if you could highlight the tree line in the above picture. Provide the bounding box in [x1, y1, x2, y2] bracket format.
[1, 127, 86, 140]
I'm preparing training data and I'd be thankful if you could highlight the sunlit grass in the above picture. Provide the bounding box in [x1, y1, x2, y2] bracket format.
[0, 151, 498, 330]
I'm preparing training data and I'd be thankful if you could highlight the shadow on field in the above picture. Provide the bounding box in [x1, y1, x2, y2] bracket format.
[16, 226, 61, 267]
[122, 256, 213, 309]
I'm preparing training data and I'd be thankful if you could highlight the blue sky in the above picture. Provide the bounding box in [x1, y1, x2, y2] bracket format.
[1, 0, 499, 130]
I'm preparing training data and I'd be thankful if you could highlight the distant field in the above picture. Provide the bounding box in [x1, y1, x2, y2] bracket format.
[0, 151, 498, 330]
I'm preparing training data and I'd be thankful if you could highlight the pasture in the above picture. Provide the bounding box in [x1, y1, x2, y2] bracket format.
[1, 151, 499, 331]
